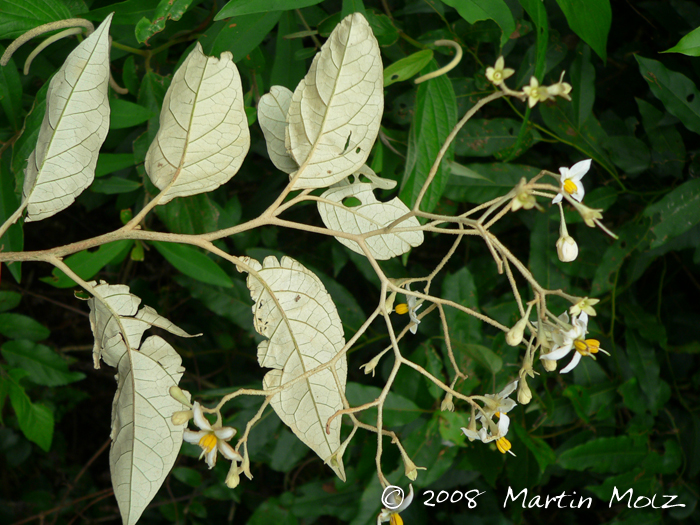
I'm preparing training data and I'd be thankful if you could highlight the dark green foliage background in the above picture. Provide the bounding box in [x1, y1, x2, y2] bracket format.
[1, 0, 699, 523]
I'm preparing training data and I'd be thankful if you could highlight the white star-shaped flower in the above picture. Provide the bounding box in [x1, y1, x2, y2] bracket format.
[552, 159, 591, 204]
[183, 401, 242, 469]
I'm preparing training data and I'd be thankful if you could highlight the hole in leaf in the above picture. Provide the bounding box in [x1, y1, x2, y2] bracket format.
[355, 147, 361, 154]
[342, 197, 362, 207]
[359, 174, 372, 183]
[391, 74, 399, 80]
[687, 93, 695, 103]
[620, 241, 627, 249]
[509, 127, 515, 135]
[342, 131, 352, 154]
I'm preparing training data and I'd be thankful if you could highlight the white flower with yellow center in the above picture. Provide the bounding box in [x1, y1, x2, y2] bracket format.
[184, 401, 242, 469]
[570, 297, 600, 317]
[378, 484, 414, 525]
[552, 159, 591, 204]
[461, 412, 515, 456]
[474, 381, 518, 421]
[540, 312, 609, 373]
[394, 284, 422, 334]
[486, 56, 515, 86]
[522, 76, 551, 107]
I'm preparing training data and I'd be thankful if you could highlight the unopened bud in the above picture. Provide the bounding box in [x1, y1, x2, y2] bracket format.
[169, 386, 191, 407]
[517, 378, 532, 404]
[225, 463, 240, 489]
[556, 235, 578, 262]
[506, 317, 528, 346]
[171, 409, 193, 425]
[541, 356, 558, 372]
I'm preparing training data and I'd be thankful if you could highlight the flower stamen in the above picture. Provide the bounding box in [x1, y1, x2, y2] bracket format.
[395, 303, 409, 315]
[390, 514, 404, 525]
[199, 433, 217, 453]
[563, 179, 578, 195]
[573, 338, 600, 355]
[496, 437, 512, 454]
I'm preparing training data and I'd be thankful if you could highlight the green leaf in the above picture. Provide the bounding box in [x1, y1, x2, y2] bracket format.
[585, 468, 657, 502]
[400, 60, 457, 213]
[444, 162, 539, 204]
[135, 0, 193, 44]
[0, 0, 72, 39]
[440, 0, 516, 48]
[218, 0, 323, 17]
[109, 99, 155, 129]
[90, 177, 142, 194]
[176, 276, 256, 332]
[7, 369, 54, 451]
[12, 81, 48, 177]
[559, 436, 648, 473]
[0, 156, 23, 282]
[85, 0, 160, 24]
[202, 12, 282, 62]
[346, 382, 422, 427]
[636, 55, 700, 135]
[442, 267, 482, 345]
[529, 212, 569, 290]
[553, 0, 611, 61]
[511, 420, 556, 474]
[570, 44, 595, 127]
[663, 26, 700, 56]
[155, 193, 220, 235]
[454, 343, 502, 374]
[0, 314, 50, 341]
[625, 330, 661, 413]
[539, 101, 617, 177]
[454, 118, 538, 158]
[383, 50, 434, 87]
[40, 240, 133, 288]
[153, 241, 234, 288]
[636, 98, 685, 179]
[366, 11, 398, 47]
[591, 219, 650, 295]
[2, 340, 84, 386]
[270, 11, 306, 91]
[644, 178, 700, 248]
[0, 44, 23, 130]
[95, 153, 137, 178]
[172, 466, 203, 488]
[341, 0, 366, 18]
[0, 291, 21, 312]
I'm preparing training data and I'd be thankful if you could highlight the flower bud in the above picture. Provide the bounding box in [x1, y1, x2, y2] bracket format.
[556, 235, 578, 262]
[541, 356, 558, 372]
[225, 463, 240, 489]
[169, 385, 191, 407]
[360, 351, 386, 377]
[171, 409, 193, 425]
[517, 378, 532, 404]
[506, 317, 528, 346]
[441, 393, 455, 412]
[399, 449, 425, 481]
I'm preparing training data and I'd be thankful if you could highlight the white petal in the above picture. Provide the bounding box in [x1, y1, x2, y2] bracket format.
[217, 440, 243, 461]
[192, 401, 213, 431]
[205, 447, 218, 469]
[461, 427, 480, 441]
[397, 484, 414, 512]
[560, 352, 582, 373]
[183, 429, 207, 444]
[552, 193, 563, 204]
[572, 186, 585, 202]
[498, 413, 510, 436]
[558, 167, 570, 178]
[214, 426, 236, 441]
[569, 159, 591, 182]
[541, 345, 572, 361]
[500, 398, 517, 413]
[499, 380, 518, 398]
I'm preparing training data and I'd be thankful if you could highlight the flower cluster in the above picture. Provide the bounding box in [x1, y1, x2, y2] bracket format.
[485, 56, 571, 107]
[540, 311, 610, 373]
[461, 381, 518, 456]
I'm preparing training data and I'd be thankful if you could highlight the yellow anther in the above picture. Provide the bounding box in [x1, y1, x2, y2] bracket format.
[390, 513, 404, 525]
[495, 411, 501, 418]
[563, 179, 578, 195]
[574, 338, 601, 355]
[198, 433, 217, 453]
[496, 437, 512, 454]
[395, 303, 409, 315]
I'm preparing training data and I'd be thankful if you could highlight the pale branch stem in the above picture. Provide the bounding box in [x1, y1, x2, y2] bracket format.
[477, 223, 503, 274]
[24, 28, 83, 74]
[425, 222, 465, 292]
[501, 255, 525, 317]
[121, 179, 177, 231]
[399, 357, 478, 408]
[235, 396, 271, 453]
[483, 197, 516, 230]
[412, 91, 505, 212]
[437, 303, 466, 379]
[0, 19, 94, 66]
[0, 201, 27, 239]
[216, 388, 269, 411]
[326, 399, 380, 433]
[414, 40, 462, 84]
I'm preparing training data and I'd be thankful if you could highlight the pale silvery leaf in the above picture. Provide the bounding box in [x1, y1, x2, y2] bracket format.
[85, 281, 195, 525]
[145, 42, 250, 204]
[286, 13, 383, 189]
[22, 14, 113, 222]
[258, 85, 297, 174]
[241, 256, 347, 481]
[317, 181, 424, 259]
[110, 335, 188, 525]
[87, 281, 195, 369]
